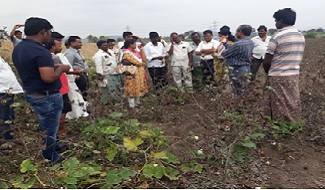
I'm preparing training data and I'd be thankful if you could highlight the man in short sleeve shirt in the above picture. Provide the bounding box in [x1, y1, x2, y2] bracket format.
[12, 17, 70, 164]
[263, 8, 305, 122]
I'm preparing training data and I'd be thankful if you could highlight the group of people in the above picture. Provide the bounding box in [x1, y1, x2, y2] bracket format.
[0, 7, 304, 164]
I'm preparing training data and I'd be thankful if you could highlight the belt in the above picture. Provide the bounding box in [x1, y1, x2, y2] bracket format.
[201, 59, 214, 62]
[26, 90, 60, 96]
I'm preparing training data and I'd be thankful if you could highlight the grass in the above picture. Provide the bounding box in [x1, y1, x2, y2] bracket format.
[0, 41, 98, 63]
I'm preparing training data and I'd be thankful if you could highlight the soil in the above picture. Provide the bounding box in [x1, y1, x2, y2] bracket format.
[1, 38, 324, 189]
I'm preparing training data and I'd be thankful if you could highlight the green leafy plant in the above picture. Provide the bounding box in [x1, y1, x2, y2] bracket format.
[9, 159, 45, 189]
[265, 116, 304, 137]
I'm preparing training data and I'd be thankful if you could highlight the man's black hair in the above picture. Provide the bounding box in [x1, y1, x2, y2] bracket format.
[67, 36, 81, 45]
[170, 32, 178, 37]
[24, 17, 53, 36]
[191, 32, 200, 37]
[123, 39, 136, 49]
[257, 25, 267, 31]
[122, 32, 133, 38]
[14, 30, 22, 35]
[203, 30, 213, 35]
[96, 40, 106, 48]
[107, 39, 116, 43]
[44, 38, 56, 50]
[273, 8, 296, 25]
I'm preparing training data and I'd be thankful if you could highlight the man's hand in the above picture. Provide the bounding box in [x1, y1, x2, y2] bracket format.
[57, 64, 71, 73]
[201, 48, 215, 54]
[154, 56, 164, 60]
[189, 62, 193, 69]
[96, 74, 105, 81]
[170, 38, 174, 45]
[14, 24, 24, 29]
[74, 68, 84, 75]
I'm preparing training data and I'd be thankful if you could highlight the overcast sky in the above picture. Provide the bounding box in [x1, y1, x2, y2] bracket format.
[2, 0, 324, 38]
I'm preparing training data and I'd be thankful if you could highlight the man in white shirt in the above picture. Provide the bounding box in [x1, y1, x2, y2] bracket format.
[0, 40, 23, 141]
[92, 40, 123, 104]
[167, 32, 193, 92]
[107, 39, 119, 62]
[195, 30, 220, 85]
[251, 25, 271, 80]
[144, 32, 168, 91]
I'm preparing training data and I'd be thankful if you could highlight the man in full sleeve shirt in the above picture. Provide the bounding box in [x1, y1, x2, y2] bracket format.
[221, 25, 254, 96]
[64, 36, 89, 102]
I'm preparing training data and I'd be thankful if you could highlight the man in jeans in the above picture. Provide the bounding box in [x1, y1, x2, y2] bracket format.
[12, 17, 70, 164]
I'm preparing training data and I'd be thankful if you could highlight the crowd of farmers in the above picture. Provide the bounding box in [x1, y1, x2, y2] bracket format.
[0, 8, 305, 164]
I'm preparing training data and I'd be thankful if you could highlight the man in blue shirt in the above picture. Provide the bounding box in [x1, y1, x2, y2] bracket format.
[12, 17, 70, 164]
[221, 25, 254, 96]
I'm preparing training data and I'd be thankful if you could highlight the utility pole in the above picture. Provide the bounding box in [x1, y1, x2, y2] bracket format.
[126, 25, 131, 32]
[212, 20, 219, 33]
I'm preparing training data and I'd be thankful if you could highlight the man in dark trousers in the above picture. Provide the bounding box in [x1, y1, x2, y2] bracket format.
[12, 17, 70, 164]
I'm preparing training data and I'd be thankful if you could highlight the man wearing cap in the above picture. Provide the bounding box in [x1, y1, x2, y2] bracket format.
[167, 32, 193, 92]
[144, 32, 168, 90]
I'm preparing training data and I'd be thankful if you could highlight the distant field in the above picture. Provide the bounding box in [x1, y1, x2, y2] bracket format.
[0, 41, 98, 63]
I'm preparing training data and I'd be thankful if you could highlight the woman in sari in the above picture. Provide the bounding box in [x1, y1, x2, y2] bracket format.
[121, 39, 148, 108]
[214, 29, 234, 84]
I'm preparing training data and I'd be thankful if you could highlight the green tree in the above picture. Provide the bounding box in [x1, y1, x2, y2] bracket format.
[268, 28, 277, 36]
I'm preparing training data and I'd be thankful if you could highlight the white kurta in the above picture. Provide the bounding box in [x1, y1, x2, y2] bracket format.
[57, 53, 89, 119]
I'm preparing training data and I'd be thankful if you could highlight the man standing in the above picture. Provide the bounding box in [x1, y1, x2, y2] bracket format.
[168, 32, 193, 92]
[10, 24, 24, 47]
[12, 17, 70, 164]
[107, 39, 119, 60]
[221, 25, 254, 96]
[144, 32, 168, 91]
[92, 40, 122, 104]
[195, 30, 220, 85]
[45, 38, 72, 138]
[251, 25, 271, 81]
[190, 32, 203, 90]
[64, 36, 89, 103]
[117, 31, 146, 50]
[0, 40, 23, 142]
[263, 8, 305, 122]
[52, 32, 88, 120]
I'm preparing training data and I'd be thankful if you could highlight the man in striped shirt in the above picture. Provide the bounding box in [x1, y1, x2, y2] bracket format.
[263, 8, 305, 122]
[221, 25, 254, 96]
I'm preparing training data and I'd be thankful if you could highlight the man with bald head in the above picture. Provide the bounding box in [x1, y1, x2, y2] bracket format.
[221, 25, 254, 96]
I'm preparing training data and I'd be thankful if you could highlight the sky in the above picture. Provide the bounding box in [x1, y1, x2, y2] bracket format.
[1, 0, 324, 38]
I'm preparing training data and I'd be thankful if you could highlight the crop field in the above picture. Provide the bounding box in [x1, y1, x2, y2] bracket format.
[0, 38, 324, 188]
